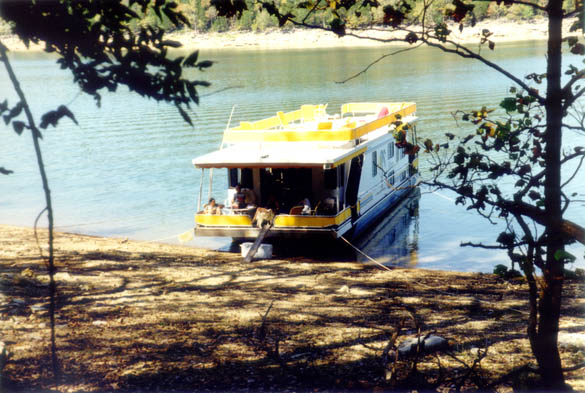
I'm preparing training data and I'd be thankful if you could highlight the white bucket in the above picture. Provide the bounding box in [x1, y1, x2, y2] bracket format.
[240, 242, 273, 260]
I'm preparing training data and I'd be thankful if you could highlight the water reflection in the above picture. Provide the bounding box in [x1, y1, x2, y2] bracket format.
[353, 188, 420, 268]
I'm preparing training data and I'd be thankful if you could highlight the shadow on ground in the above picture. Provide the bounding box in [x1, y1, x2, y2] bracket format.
[1, 227, 584, 392]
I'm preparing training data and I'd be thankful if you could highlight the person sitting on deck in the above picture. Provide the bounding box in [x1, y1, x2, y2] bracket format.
[203, 198, 223, 215]
[232, 184, 246, 209]
[243, 187, 256, 206]
[300, 198, 312, 215]
[265, 193, 280, 213]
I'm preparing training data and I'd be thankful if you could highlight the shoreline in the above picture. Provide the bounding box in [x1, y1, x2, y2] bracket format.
[0, 18, 571, 53]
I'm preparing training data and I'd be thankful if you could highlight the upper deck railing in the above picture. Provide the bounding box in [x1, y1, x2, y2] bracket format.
[222, 102, 416, 144]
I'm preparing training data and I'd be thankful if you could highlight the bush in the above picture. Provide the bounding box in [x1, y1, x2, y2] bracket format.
[493, 264, 523, 279]
[252, 10, 276, 32]
[236, 9, 255, 31]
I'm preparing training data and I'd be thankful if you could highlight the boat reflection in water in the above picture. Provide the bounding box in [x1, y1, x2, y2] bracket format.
[352, 187, 420, 268]
[265, 188, 420, 265]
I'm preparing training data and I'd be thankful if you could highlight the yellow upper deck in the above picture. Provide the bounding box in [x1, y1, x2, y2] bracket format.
[222, 102, 416, 144]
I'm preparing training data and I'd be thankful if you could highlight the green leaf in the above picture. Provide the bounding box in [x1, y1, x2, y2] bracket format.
[40, 105, 78, 129]
[183, 50, 199, 67]
[571, 43, 585, 55]
[177, 105, 193, 126]
[160, 40, 182, 48]
[211, 0, 247, 18]
[500, 97, 517, 112]
[3, 101, 24, 125]
[12, 121, 26, 135]
[195, 60, 214, 70]
[405, 32, 418, 44]
[186, 83, 199, 104]
[330, 18, 346, 36]
[0, 167, 14, 175]
[554, 250, 576, 263]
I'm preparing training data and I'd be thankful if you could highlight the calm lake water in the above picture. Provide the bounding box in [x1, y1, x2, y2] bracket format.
[1, 41, 584, 272]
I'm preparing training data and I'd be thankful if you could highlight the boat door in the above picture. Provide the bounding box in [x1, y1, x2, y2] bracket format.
[345, 154, 364, 222]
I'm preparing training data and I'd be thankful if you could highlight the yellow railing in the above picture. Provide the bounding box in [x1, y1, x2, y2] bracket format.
[195, 207, 352, 229]
[223, 102, 416, 144]
[232, 104, 328, 131]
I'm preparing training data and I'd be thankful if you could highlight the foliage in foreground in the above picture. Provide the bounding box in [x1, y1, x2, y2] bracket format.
[0, 0, 212, 385]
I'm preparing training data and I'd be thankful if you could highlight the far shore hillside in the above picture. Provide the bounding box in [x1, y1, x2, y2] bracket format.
[0, 18, 576, 52]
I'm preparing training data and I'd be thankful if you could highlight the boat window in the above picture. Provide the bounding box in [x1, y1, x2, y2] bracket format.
[372, 151, 377, 177]
[387, 143, 394, 160]
[324, 168, 337, 189]
[381, 150, 386, 170]
[241, 168, 253, 189]
[388, 170, 394, 186]
[229, 168, 238, 187]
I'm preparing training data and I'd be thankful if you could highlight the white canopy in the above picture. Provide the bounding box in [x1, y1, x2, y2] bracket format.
[192, 143, 366, 169]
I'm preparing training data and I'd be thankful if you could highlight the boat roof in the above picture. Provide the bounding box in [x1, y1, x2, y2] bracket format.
[192, 144, 367, 169]
[193, 102, 416, 169]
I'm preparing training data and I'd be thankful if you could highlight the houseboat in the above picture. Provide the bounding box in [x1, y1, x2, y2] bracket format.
[192, 102, 419, 241]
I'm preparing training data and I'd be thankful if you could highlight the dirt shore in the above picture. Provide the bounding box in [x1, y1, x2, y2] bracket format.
[0, 224, 584, 392]
[0, 18, 575, 53]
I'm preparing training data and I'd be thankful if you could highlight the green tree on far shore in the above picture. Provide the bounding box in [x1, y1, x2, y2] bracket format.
[0, 0, 551, 36]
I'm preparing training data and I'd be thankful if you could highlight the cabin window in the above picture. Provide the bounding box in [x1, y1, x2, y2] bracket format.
[229, 168, 238, 187]
[388, 170, 394, 186]
[387, 143, 394, 160]
[324, 168, 337, 189]
[380, 150, 386, 170]
[372, 151, 377, 177]
[339, 163, 346, 188]
[229, 168, 254, 188]
[241, 168, 253, 189]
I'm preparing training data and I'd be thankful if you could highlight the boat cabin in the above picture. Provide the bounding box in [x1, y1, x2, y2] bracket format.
[192, 102, 419, 240]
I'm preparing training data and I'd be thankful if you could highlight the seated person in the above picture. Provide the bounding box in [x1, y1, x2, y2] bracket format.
[299, 197, 312, 215]
[265, 194, 280, 213]
[203, 198, 223, 215]
[232, 184, 246, 209]
[244, 187, 256, 206]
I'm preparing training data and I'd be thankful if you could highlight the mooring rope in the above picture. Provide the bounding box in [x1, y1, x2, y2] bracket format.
[340, 235, 528, 316]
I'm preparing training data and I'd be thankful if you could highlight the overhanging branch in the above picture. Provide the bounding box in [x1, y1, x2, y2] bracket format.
[336, 43, 423, 83]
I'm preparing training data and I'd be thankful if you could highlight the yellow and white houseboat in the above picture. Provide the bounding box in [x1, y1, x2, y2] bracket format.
[192, 102, 419, 241]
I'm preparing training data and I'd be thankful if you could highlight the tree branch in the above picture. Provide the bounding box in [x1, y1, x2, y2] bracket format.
[461, 241, 508, 249]
[421, 37, 546, 105]
[0, 40, 60, 387]
[561, 153, 585, 189]
[470, 0, 547, 12]
[336, 44, 423, 84]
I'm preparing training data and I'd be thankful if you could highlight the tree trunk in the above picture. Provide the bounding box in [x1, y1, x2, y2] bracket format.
[533, 0, 567, 389]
